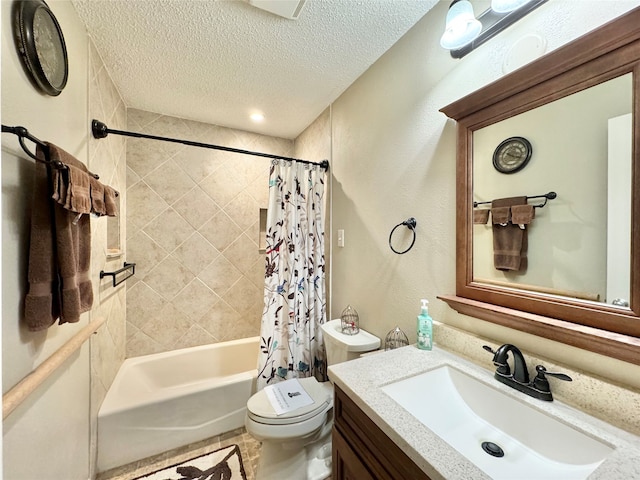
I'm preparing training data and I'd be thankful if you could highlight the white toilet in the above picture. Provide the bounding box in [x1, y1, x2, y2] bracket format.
[245, 318, 380, 480]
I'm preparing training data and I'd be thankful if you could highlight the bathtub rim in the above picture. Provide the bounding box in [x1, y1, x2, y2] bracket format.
[99, 336, 260, 416]
[120, 335, 260, 365]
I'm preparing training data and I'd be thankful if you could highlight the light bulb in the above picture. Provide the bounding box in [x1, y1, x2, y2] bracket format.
[491, 0, 533, 13]
[440, 1, 482, 50]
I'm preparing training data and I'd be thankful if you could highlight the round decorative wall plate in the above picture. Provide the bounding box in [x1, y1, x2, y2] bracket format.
[492, 136, 532, 174]
[13, 0, 69, 96]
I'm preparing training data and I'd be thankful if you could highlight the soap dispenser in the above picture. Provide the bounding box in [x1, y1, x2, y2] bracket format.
[416, 299, 433, 351]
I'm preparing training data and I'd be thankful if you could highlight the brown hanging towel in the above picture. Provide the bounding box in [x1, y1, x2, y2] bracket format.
[24, 143, 94, 331]
[511, 204, 535, 228]
[491, 196, 528, 271]
[473, 208, 490, 224]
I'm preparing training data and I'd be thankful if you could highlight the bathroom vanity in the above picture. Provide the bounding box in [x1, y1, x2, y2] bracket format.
[333, 385, 430, 479]
[328, 346, 640, 480]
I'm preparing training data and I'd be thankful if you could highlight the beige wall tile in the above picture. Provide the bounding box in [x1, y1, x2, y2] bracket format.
[141, 303, 193, 347]
[143, 208, 195, 253]
[127, 330, 164, 357]
[224, 191, 261, 231]
[199, 300, 241, 340]
[199, 256, 243, 295]
[173, 324, 217, 349]
[126, 230, 169, 281]
[173, 186, 221, 229]
[172, 233, 220, 275]
[199, 168, 244, 207]
[127, 137, 167, 178]
[144, 159, 196, 205]
[126, 111, 294, 356]
[173, 279, 220, 322]
[225, 234, 262, 275]
[144, 257, 194, 301]
[127, 182, 169, 230]
[226, 277, 262, 315]
[126, 282, 167, 329]
[200, 212, 243, 252]
[173, 148, 227, 183]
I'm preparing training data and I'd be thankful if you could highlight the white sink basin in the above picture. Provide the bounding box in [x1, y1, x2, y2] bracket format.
[381, 366, 613, 480]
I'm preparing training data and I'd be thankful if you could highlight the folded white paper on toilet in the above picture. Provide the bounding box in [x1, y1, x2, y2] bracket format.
[264, 378, 314, 415]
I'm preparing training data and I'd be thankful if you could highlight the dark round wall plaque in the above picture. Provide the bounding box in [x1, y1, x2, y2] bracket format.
[492, 136, 532, 174]
[13, 0, 69, 96]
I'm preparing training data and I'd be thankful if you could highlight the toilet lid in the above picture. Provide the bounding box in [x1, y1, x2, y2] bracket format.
[247, 377, 332, 425]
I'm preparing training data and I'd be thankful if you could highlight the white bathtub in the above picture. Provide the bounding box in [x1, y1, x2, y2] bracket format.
[97, 337, 259, 472]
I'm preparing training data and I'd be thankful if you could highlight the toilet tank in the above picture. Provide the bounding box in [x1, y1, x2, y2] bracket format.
[321, 319, 380, 365]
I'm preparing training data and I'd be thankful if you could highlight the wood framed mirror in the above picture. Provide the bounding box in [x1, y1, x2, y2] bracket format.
[439, 7, 640, 365]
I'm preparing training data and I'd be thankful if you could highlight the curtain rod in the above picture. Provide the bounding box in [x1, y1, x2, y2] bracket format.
[91, 120, 329, 170]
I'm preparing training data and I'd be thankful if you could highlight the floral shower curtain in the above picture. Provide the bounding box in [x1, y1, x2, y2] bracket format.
[257, 159, 327, 390]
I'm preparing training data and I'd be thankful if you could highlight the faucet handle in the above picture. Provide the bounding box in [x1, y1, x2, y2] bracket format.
[533, 365, 572, 393]
[535, 365, 572, 382]
[483, 345, 511, 376]
[482, 345, 496, 355]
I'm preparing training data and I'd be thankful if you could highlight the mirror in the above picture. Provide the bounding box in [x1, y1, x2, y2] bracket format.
[472, 74, 632, 306]
[439, 8, 640, 365]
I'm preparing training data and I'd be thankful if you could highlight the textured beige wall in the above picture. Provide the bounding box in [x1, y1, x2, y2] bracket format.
[330, 0, 457, 347]
[125, 110, 294, 356]
[2, 2, 126, 478]
[1, 2, 91, 477]
[329, 0, 640, 399]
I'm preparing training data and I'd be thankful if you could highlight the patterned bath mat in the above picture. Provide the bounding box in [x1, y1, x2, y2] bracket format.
[134, 444, 247, 480]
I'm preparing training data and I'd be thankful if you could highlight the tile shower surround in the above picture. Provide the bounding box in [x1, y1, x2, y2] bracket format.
[125, 109, 295, 357]
[88, 39, 128, 478]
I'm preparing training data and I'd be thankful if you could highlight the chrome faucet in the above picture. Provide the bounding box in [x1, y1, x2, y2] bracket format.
[483, 344, 572, 401]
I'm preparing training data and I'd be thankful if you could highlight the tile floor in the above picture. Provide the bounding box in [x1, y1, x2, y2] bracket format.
[97, 428, 261, 480]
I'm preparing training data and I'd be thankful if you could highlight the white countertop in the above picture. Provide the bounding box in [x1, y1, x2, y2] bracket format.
[328, 345, 640, 480]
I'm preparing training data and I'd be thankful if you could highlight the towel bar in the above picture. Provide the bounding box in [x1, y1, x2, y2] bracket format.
[474, 191, 557, 208]
[2, 123, 107, 182]
[100, 262, 135, 287]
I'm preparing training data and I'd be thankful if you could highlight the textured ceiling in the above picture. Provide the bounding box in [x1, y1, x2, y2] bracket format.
[71, 0, 438, 139]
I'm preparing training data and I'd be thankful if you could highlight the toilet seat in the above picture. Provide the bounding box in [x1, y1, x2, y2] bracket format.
[247, 377, 332, 426]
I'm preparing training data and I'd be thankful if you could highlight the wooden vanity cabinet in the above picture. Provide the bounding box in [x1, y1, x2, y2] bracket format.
[332, 385, 432, 480]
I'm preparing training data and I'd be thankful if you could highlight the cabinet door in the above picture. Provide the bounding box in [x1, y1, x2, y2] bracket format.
[333, 386, 432, 480]
[332, 428, 376, 480]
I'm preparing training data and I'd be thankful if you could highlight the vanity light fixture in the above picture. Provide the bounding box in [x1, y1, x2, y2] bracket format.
[250, 112, 265, 122]
[441, 0, 547, 59]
